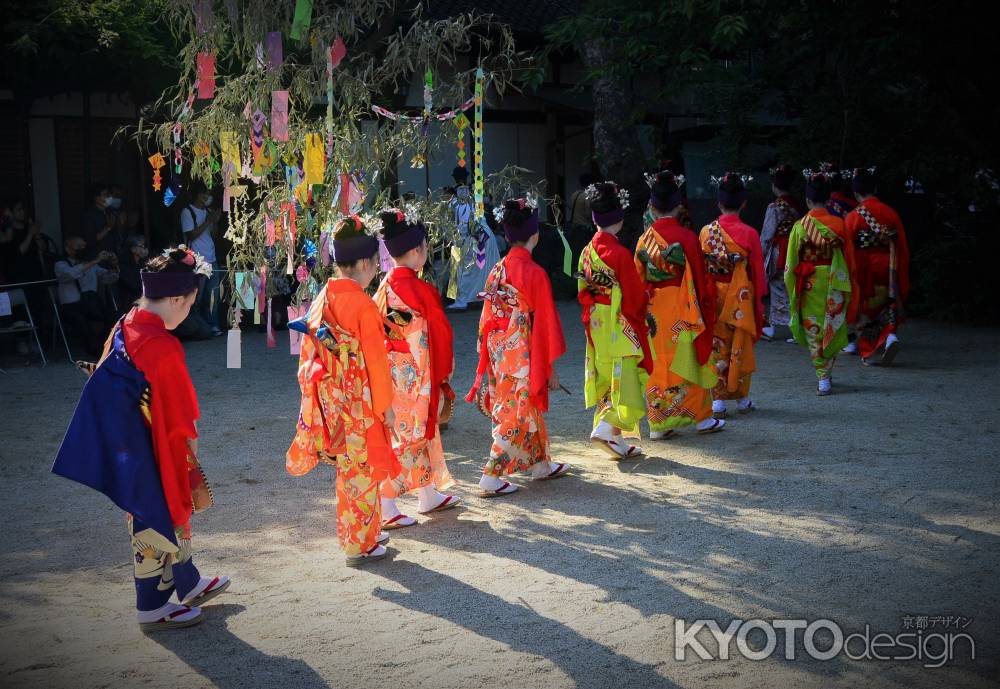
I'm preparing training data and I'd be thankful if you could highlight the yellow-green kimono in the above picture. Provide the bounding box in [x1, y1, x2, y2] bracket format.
[577, 231, 652, 433]
[784, 209, 857, 380]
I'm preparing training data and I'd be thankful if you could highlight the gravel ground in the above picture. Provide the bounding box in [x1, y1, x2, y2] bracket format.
[0, 304, 998, 689]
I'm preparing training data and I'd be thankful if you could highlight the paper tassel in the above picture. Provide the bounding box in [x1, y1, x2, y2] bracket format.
[148, 152, 166, 191]
[271, 90, 289, 142]
[266, 298, 275, 348]
[290, 0, 313, 42]
[196, 52, 216, 99]
[304, 133, 324, 185]
[265, 32, 283, 71]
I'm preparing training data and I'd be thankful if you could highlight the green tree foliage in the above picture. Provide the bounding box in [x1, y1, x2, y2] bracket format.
[1, 0, 180, 100]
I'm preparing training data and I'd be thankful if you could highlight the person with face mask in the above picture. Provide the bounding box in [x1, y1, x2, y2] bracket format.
[81, 183, 117, 259]
[180, 181, 224, 336]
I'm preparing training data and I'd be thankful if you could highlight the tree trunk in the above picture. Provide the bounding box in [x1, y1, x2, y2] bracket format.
[580, 39, 648, 248]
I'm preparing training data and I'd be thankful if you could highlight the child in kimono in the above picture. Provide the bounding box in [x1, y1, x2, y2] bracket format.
[467, 196, 569, 497]
[844, 167, 910, 365]
[375, 209, 461, 529]
[785, 172, 858, 395]
[53, 246, 230, 631]
[287, 217, 401, 566]
[578, 181, 653, 459]
[700, 173, 767, 418]
[760, 164, 803, 341]
[636, 171, 724, 439]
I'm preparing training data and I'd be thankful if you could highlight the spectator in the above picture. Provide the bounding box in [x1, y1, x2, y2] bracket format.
[54, 235, 119, 355]
[117, 234, 149, 308]
[1, 200, 39, 281]
[81, 183, 118, 258]
[180, 181, 224, 336]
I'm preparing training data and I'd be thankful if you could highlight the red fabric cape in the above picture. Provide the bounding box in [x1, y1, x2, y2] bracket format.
[123, 308, 200, 529]
[651, 217, 716, 366]
[386, 267, 454, 440]
[503, 247, 567, 411]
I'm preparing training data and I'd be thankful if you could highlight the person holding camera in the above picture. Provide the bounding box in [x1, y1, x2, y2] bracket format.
[54, 235, 118, 354]
[180, 182, 224, 336]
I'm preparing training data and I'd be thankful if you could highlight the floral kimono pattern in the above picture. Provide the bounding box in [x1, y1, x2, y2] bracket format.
[376, 283, 455, 498]
[473, 261, 552, 475]
[578, 243, 647, 433]
[287, 292, 385, 556]
[700, 221, 757, 400]
[760, 196, 802, 327]
[785, 212, 854, 380]
[636, 228, 717, 430]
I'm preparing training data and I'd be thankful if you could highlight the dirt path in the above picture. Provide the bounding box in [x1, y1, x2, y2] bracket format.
[1, 305, 997, 688]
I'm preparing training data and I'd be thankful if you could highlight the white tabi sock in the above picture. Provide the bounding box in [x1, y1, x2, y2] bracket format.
[737, 397, 753, 411]
[479, 474, 506, 491]
[137, 601, 200, 624]
[530, 460, 553, 479]
[712, 400, 727, 414]
[380, 497, 402, 520]
[591, 420, 616, 441]
[417, 486, 448, 512]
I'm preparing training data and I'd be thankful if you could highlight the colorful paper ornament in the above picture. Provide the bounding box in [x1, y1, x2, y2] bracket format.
[290, 0, 313, 42]
[265, 32, 283, 71]
[220, 131, 241, 177]
[326, 37, 346, 158]
[473, 67, 486, 219]
[454, 111, 469, 168]
[196, 52, 216, 99]
[194, 0, 213, 36]
[422, 67, 433, 136]
[148, 152, 166, 191]
[271, 91, 289, 142]
[304, 133, 325, 186]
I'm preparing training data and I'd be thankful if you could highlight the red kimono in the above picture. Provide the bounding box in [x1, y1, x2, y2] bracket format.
[471, 247, 567, 476]
[845, 196, 910, 357]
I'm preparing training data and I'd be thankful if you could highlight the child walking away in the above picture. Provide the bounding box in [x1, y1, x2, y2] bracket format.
[375, 208, 461, 527]
[785, 171, 858, 396]
[578, 181, 653, 459]
[287, 218, 402, 566]
[52, 246, 230, 631]
[700, 173, 767, 418]
[467, 196, 569, 497]
[760, 164, 803, 341]
[636, 171, 724, 439]
[844, 167, 910, 366]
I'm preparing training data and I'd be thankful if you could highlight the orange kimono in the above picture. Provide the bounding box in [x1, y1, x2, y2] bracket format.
[699, 214, 767, 401]
[375, 267, 456, 498]
[287, 278, 400, 556]
[468, 246, 567, 476]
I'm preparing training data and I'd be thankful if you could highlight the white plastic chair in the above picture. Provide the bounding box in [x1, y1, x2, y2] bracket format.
[0, 288, 47, 366]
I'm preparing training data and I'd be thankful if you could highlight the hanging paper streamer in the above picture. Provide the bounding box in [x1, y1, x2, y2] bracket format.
[148, 152, 166, 191]
[326, 37, 346, 158]
[454, 111, 469, 169]
[233, 271, 257, 311]
[257, 265, 267, 326]
[473, 67, 485, 219]
[370, 96, 475, 123]
[319, 230, 331, 266]
[422, 67, 433, 136]
[290, 0, 313, 42]
[556, 226, 573, 277]
[225, 0, 239, 24]
[226, 311, 242, 369]
[288, 303, 309, 354]
[196, 52, 216, 100]
[250, 110, 266, 162]
[172, 122, 184, 174]
[271, 90, 289, 142]
[266, 298, 276, 348]
[265, 31, 283, 71]
[304, 133, 324, 186]
[193, 141, 210, 158]
[281, 202, 297, 275]
[194, 0, 213, 35]
[220, 131, 240, 176]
